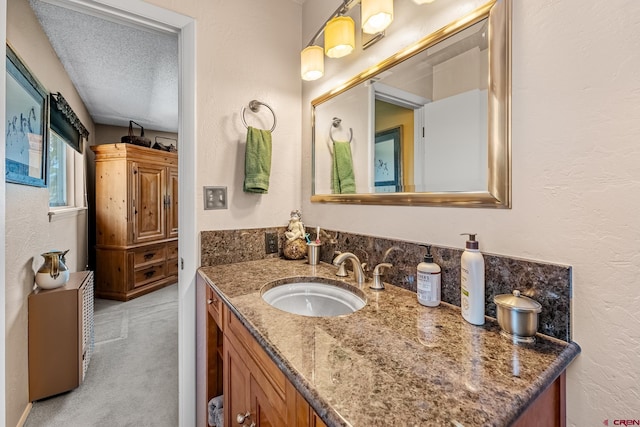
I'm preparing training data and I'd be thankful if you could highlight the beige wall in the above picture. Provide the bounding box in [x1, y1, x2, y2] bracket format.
[5, 0, 95, 425]
[93, 123, 178, 147]
[302, 0, 640, 425]
[146, 0, 302, 230]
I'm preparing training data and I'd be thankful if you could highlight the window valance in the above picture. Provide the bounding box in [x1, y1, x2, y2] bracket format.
[50, 92, 89, 153]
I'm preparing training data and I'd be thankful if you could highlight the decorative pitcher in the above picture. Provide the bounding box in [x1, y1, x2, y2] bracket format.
[35, 250, 70, 290]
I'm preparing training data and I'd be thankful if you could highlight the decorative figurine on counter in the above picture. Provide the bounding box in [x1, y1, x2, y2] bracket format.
[283, 209, 307, 260]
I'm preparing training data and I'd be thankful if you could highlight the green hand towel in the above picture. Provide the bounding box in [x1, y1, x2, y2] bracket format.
[243, 126, 272, 194]
[331, 141, 356, 194]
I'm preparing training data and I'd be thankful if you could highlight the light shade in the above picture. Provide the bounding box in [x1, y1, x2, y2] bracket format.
[361, 0, 394, 34]
[324, 16, 355, 58]
[301, 46, 324, 81]
[412, 0, 435, 4]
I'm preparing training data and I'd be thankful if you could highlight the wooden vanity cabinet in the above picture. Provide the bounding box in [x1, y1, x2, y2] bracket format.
[197, 272, 325, 427]
[197, 272, 561, 426]
[513, 373, 566, 427]
[92, 143, 178, 301]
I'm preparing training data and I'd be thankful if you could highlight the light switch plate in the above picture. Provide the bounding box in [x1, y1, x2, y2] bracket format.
[203, 186, 227, 210]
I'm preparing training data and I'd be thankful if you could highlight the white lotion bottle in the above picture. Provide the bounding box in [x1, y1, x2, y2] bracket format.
[460, 233, 485, 325]
[417, 245, 441, 307]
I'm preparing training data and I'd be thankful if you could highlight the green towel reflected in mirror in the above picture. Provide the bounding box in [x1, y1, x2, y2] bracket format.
[332, 141, 356, 194]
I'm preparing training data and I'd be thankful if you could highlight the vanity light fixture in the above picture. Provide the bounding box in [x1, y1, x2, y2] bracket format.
[300, 0, 394, 81]
[361, 0, 393, 34]
[412, 0, 435, 4]
[324, 15, 356, 58]
[301, 46, 324, 81]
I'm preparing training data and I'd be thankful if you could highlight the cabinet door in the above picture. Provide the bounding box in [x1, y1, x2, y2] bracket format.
[130, 162, 166, 243]
[224, 337, 253, 427]
[167, 167, 179, 239]
[250, 374, 286, 427]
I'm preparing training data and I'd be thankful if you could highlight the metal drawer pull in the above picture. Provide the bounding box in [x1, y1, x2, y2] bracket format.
[144, 270, 156, 279]
[144, 253, 155, 260]
[208, 297, 218, 305]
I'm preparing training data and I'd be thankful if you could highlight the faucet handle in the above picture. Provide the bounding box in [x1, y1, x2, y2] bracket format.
[371, 263, 393, 290]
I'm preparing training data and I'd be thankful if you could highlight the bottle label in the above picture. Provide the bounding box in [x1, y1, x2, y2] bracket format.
[417, 271, 440, 302]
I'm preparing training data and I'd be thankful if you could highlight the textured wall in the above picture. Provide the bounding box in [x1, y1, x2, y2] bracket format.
[147, 0, 303, 231]
[5, 0, 95, 425]
[302, 0, 640, 425]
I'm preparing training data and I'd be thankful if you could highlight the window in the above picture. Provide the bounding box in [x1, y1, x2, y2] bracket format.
[48, 131, 68, 207]
[47, 92, 89, 213]
[48, 129, 85, 211]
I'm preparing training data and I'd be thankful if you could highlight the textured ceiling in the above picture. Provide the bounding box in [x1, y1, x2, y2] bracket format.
[29, 0, 179, 133]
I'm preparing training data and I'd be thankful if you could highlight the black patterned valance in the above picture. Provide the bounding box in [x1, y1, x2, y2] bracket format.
[50, 92, 89, 153]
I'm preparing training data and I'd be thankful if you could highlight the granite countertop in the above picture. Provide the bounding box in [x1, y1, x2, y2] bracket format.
[199, 258, 580, 427]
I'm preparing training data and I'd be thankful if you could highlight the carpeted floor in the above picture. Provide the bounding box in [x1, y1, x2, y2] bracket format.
[25, 284, 179, 427]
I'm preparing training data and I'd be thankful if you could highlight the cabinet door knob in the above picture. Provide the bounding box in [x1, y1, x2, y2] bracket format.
[236, 412, 250, 424]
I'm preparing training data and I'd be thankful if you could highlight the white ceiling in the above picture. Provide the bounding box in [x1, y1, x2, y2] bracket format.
[29, 0, 179, 133]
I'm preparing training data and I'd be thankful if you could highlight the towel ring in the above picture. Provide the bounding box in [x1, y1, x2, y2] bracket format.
[241, 100, 277, 132]
[329, 117, 352, 144]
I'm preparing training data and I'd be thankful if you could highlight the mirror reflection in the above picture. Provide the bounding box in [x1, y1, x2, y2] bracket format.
[312, 0, 511, 207]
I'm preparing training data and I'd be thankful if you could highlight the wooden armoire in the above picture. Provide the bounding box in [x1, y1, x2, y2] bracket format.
[91, 143, 178, 301]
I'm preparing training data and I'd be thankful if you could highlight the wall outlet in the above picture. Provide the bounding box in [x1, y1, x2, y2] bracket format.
[265, 232, 278, 254]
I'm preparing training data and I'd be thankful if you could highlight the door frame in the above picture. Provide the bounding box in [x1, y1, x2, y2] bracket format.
[33, 0, 198, 425]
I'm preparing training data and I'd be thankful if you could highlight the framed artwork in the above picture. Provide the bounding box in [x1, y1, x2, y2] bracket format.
[374, 126, 402, 189]
[5, 45, 48, 187]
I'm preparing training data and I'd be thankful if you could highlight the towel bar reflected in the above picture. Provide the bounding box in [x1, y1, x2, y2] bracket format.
[329, 117, 352, 144]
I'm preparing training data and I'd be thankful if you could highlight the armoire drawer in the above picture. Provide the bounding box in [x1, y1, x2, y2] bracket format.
[133, 262, 166, 288]
[133, 244, 166, 268]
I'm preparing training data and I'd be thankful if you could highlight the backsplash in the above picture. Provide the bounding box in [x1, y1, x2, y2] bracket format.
[201, 228, 572, 342]
[201, 227, 286, 266]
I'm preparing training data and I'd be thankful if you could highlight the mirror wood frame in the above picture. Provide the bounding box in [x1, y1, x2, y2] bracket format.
[311, 0, 511, 208]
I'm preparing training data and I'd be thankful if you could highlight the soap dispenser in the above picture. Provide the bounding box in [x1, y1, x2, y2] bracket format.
[417, 245, 441, 307]
[460, 233, 485, 325]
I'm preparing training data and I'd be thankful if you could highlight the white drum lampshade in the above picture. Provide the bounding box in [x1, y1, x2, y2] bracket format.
[324, 16, 355, 58]
[301, 46, 324, 81]
[361, 0, 394, 34]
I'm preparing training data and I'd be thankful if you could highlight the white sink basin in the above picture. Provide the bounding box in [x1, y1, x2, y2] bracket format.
[261, 279, 366, 317]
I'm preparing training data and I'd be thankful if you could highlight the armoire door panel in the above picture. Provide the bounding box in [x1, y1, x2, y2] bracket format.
[132, 162, 166, 243]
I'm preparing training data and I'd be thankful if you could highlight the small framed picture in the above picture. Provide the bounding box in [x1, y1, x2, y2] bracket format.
[374, 126, 402, 190]
[5, 44, 48, 187]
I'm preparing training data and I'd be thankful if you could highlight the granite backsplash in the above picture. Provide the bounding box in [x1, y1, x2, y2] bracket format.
[201, 227, 572, 342]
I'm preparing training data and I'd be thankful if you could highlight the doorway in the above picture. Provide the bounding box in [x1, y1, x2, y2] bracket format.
[34, 0, 197, 425]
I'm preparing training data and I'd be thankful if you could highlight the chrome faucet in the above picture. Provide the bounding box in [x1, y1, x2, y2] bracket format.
[371, 263, 393, 290]
[333, 252, 366, 284]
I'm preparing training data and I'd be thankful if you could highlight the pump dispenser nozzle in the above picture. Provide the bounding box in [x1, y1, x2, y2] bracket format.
[418, 244, 434, 263]
[460, 233, 479, 250]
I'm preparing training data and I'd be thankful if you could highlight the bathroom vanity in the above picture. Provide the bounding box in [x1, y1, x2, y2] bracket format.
[197, 258, 579, 426]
